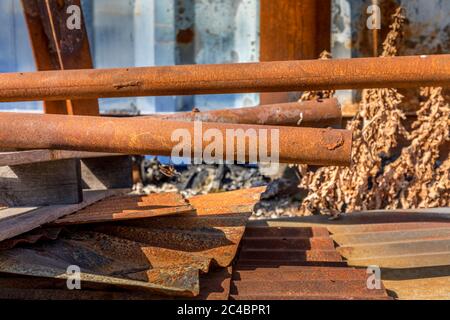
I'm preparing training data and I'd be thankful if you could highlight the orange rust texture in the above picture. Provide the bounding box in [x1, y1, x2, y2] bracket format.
[230, 225, 391, 300]
[154, 98, 342, 128]
[0, 188, 265, 299]
[260, 0, 331, 104]
[0, 113, 353, 166]
[21, 0, 99, 115]
[1, 55, 450, 102]
[52, 193, 196, 226]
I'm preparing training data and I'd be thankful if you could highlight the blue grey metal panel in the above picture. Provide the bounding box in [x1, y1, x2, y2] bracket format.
[0, 0, 41, 112]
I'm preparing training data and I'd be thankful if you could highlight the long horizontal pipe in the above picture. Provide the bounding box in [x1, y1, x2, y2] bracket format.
[153, 98, 341, 127]
[0, 113, 352, 166]
[0, 55, 449, 102]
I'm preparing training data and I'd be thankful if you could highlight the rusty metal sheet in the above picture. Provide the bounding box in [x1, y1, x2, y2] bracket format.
[0, 113, 353, 167]
[1, 55, 450, 102]
[0, 228, 61, 251]
[0, 188, 264, 299]
[0, 267, 232, 300]
[52, 193, 195, 226]
[249, 209, 450, 300]
[230, 225, 390, 300]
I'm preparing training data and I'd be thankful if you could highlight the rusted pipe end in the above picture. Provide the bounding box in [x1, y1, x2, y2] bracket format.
[318, 127, 353, 166]
[321, 127, 345, 151]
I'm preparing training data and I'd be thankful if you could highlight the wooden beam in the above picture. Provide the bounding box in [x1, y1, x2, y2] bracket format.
[20, 1, 133, 196]
[0, 159, 82, 207]
[0, 150, 121, 167]
[260, 0, 331, 104]
[21, 0, 99, 115]
[0, 189, 128, 242]
[81, 156, 133, 190]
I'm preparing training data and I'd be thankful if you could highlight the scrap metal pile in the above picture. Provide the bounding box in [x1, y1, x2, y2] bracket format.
[0, 6, 449, 301]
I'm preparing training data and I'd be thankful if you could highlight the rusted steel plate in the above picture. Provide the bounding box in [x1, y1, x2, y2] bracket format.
[382, 277, 450, 300]
[0, 113, 353, 166]
[154, 98, 342, 128]
[0, 267, 231, 300]
[238, 249, 343, 262]
[232, 266, 368, 281]
[189, 187, 265, 216]
[0, 188, 264, 298]
[332, 227, 450, 245]
[52, 193, 195, 225]
[231, 225, 390, 300]
[230, 280, 388, 298]
[244, 226, 330, 238]
[258, 210, 449, 300]
[1, 55, 450, 102]
[0, 228, 61, 251]
[346, 253, 450, 269]
[241, 237, 336, 251]
[338, 238, 450, 260]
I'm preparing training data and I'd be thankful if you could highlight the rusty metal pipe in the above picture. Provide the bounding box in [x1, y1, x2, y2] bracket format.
[0, 113, 352, 166]
[0, 55, 449, 102]
[152, 98, 341, 128]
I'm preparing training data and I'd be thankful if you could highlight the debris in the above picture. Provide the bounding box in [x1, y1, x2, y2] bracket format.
[299, 7, 449, 214]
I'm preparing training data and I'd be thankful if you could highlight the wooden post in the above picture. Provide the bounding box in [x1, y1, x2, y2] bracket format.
[21, 0, 99, 115]
[260, 0, 331, 104]
[8, 0, 134, 207]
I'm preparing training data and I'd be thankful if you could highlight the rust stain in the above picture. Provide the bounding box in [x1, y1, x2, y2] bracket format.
[321, 128, 345, 151]
[176, 28, 195, 44]
[230, 225, 390, 300]
[113, 81, 143, 90]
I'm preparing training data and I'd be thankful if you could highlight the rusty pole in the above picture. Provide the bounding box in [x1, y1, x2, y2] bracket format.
[0, 113, 352, 166]
[153, 98, 342, 128]
[0, 55, 449, 102]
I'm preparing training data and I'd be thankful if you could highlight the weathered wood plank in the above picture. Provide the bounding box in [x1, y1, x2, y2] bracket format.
[0, 159, 82, 207]
[81, 156, 133, 190]
[0, 150, 121, 167]
[0, 188, 128, 242]
[21, 0, 99, 115]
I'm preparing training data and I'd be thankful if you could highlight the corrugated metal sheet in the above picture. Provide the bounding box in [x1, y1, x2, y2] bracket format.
[0, 187, 264, 299]
[249, 209, 450, 300]
[51, 193, 195, 225]
[230, 225, 390, 300]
